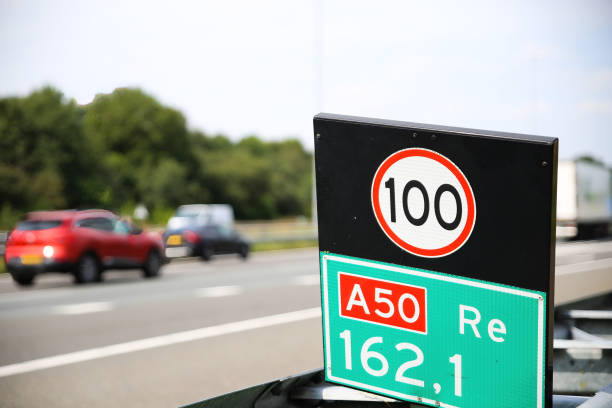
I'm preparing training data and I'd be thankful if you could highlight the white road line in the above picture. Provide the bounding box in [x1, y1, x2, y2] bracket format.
[195, 285, 243, 298]
[53, 302, 114, 315]
[292, 274, 320, 286]
[0, 307, 321, 378]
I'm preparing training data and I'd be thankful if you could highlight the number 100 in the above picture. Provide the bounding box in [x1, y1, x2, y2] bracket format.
[384, 177, 462, 231]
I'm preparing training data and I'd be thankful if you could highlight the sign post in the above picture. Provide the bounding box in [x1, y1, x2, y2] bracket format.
[314, 114, 557, 408]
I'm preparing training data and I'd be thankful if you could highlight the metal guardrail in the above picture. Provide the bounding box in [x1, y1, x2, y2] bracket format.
[243, 231, 318, 244]
[554, 301, 612, 395]
[182, 367, 602, 408]
[0, 231, 7, 256]
[0, 222, 318, 251]
[289, 382, 594, 407]
[234, 221, 317, 244]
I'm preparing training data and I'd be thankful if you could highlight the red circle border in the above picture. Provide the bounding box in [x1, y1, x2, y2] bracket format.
[371, 148, 476, 258]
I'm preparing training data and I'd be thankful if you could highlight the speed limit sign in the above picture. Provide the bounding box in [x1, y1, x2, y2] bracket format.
[371, 148, 476, 257]
[314, 113, 557, 408]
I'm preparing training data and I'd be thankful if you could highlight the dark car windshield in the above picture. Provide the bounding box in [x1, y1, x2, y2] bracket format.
[16, 220, 62, 231]
[175, 210, 200, 218]
[166, 216, 198, 232]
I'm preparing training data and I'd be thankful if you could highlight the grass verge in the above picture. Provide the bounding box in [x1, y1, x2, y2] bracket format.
[252, 240, 317, 252]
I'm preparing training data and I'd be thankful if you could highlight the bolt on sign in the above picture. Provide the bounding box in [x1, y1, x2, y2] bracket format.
[313, 114, 557, 408]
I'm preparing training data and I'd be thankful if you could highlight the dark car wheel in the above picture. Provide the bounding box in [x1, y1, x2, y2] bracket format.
[74, 253, 101, 284]
[143, 250, 162, 278]
[10, 270, 35, 286]
[238, 244, 250, 260]
[200, 245, 213, 262]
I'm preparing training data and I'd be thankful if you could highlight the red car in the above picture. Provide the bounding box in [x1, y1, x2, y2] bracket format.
[4, 209, 165, 286]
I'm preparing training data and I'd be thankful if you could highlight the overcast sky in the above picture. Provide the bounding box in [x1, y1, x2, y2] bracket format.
[1, 0, 611, 163]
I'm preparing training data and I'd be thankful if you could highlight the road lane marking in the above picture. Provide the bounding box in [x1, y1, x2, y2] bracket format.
[195, 285, 243, 297]
[0, 307, 321, 378]
[53, 302, 114, 315]
[292, 274, 320, 286]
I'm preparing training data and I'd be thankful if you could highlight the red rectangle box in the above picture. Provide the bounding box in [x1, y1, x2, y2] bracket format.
[338, 272, 427, 334]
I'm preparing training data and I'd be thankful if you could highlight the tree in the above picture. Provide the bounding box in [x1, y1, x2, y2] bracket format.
[82, 88, 200, 208]
[0, 86, 313, 223]
[576, 155, 605, 167]
[0, 87, 103, 211]
[196, 135, 312, 219]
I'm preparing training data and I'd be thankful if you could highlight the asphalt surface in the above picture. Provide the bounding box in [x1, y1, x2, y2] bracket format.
[0, 249, 323, 408]
[0, 242, 611, 407]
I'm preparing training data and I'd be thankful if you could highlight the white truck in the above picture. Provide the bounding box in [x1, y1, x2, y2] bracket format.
[557, 160, 611, 239]
[167, 204, 235, 230]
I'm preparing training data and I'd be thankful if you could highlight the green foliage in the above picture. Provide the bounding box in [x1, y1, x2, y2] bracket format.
[0, 86, 312, 225]
[0, 163, 29, 209]
[149, 206, 175, 226]
[82, 88, 199, 209]
[0, 203, 23, 230]
[252, 239, 317, 252]
[576, 155, 605, 167]
[200, 136, 312, 219]
[0, 87, 104, 211]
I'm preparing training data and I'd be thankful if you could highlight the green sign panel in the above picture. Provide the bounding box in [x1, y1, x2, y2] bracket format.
[321, 252, 546, 408]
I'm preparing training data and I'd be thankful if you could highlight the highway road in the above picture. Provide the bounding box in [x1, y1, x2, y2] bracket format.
[0, 241, 611, 408]
[0, 249, 323, 408]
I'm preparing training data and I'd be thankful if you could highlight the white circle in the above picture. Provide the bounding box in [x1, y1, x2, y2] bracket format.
[373, 151, 474, 254]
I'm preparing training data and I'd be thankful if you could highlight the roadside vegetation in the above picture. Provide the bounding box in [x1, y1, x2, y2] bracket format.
[252, 239, 317, 252]
[0, 87, 312, 229]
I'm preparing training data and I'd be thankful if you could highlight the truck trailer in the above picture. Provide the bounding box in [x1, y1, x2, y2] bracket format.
[557, 160, 611, 239]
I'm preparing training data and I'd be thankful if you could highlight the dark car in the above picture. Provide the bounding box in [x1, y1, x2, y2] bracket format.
[163, 222, 250, 261]
[4, 209, 165, 286]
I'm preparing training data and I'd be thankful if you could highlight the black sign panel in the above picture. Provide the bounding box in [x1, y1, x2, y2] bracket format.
[314, 113, 557, 407]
